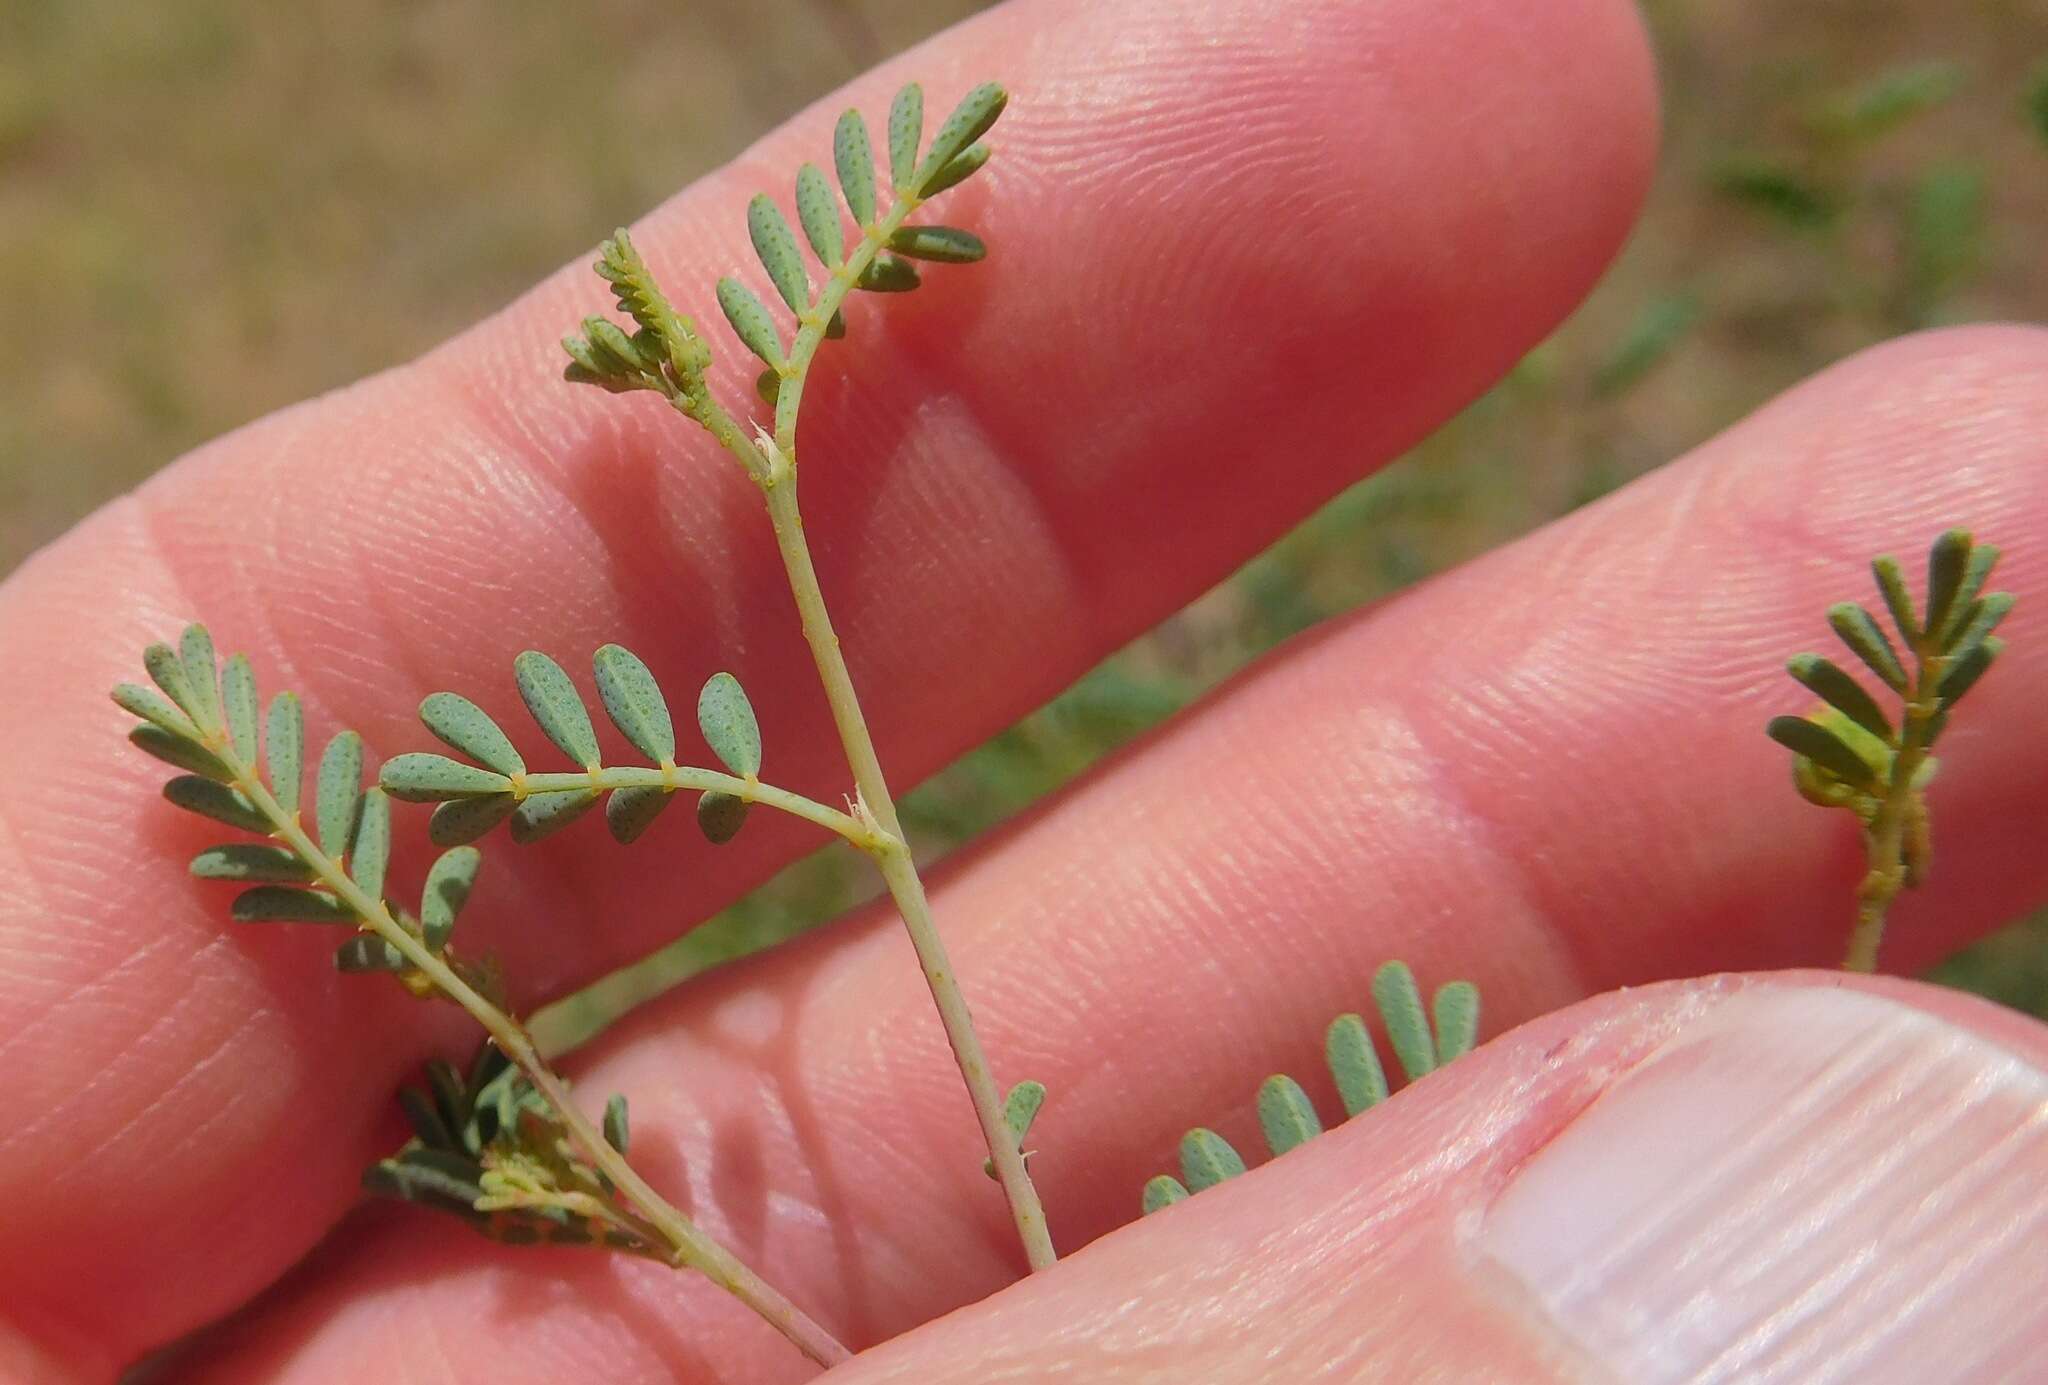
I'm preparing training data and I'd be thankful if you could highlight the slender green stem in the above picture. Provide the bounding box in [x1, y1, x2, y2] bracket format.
[507, 765, 872, 846]
[212, 741, 850, 1367]
[1845, 644, 1945, 974]
[668, 158, 1056, 1268]
[759, 464, 1057, 1273]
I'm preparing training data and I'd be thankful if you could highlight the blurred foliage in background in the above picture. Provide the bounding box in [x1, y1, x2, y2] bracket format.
[4, 0, 2046, 1046]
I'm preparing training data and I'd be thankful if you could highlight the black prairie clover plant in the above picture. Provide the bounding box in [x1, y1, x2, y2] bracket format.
[110, 73, 2017, 1370]
[114, 80, 1024, 1369]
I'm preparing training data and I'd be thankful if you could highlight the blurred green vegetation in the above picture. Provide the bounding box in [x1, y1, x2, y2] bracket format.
[5, 2, 2046, 1051]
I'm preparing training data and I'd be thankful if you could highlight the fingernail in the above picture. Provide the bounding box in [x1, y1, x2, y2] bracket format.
[1479, 986, 2048, 1383]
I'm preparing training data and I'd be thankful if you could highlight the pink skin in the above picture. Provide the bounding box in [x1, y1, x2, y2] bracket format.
[0, 0, 2042, 1379]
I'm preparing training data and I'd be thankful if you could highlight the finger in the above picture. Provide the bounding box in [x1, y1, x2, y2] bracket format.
[0, 0, 1657, 1370]
[185, 325, 2048, 1379]
[830, 974, 2048, 1383]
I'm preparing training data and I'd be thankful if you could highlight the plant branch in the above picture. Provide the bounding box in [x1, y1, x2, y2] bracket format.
[758, 461, 1057, 1273]
[1844, 643, 1945, 973]
[213, 741, 851, 1367]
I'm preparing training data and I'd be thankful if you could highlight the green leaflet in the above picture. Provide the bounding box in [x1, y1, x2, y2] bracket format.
[514, 650, 600, 770]
[1178, 1128, 1245, 1192]
[143, 642, 202, 726]
[232, 886, 354, 924]
[1922, 528, 1973, 640]
[605, 786, 672, 845]
[335, 935, 408, 973]
[1938, 636, 2003, 705]
[1325, 1012, 1388, 1117]
[315, 730, 364, 857]
[429, 794, 517, 847]
[1141, 1175, 1189, 1215]
[1373, 961, 1436, 1081]
[421, 691, 526, 777]
[604, 1094, 630, 1154]
[1871, 557, 1921, 646]
[266, 692, 303, 814]
[833, 109, 877, 225]
[131, 725, 233, 782]
[221, 654, 259, 764]
[400, 1087, 456, 1147]
[696, 790, 749, 844]
[593, 644, 675, 765]
[191, 844, 314, 882]
[696, 672, 762, 777]
[916, 83, 1007, 192]
[1256, 1075, 1321, 1156]
[922, 142, 990, 197]
[856, 256, 920, 292]
[380, 753, 512, 802]
[1003, 1080, 1046, 1141]
[164, 776, 269, 833]
[1767, 714, 1882, 790]
[887, 225, 986, 263]
[748, 194, 810, 313]
[1787, 654, 1893, 742]
[179, 624, 222, 734]
[351, 787, 392, 902]
[887, 82, 923, 191]
[1433, 981, 1481, 1062]
[112, 681, 196, 739]
[794, 162, 843, 267]
[716, 276, 785, 369]
[510, 789, 598, 845]
[1947, 592, 2014, 661]
[1827, 603, 1909, 692]
[421, 845, 481, 953]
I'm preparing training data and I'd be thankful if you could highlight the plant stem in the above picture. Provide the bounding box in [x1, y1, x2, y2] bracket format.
[216, 745, 850, 1367]
[672, 158, 1056, 1268]
[1844, 645, 1945, 974]
[509, 766, 872, 846]
[758, 462, 1057, 1273]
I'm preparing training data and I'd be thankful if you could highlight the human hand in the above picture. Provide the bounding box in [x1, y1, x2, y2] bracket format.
[4, 0, 2045, 1379]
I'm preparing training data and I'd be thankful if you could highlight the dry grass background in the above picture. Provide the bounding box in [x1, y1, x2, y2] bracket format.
[4, 0, 2046, 1040]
